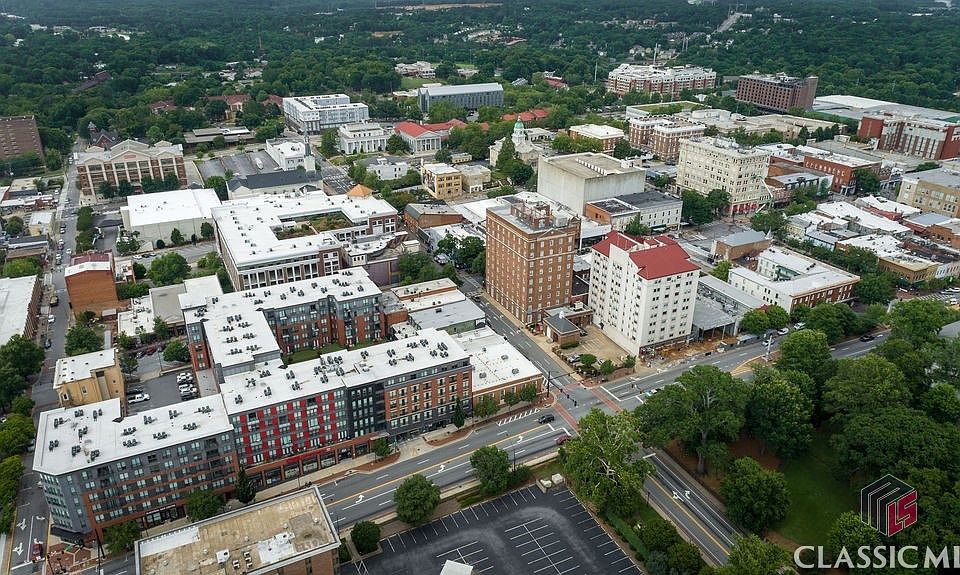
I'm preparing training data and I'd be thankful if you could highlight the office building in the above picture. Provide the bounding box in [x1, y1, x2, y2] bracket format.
[760, 143, 884, 195]
[75, 140, 186, 199]
[395, 61, 436, 78]
[897, 167, 960, 218]
[735, 73, 819, 113]
[34, 396, 236, 538]
[0, 115, 43, 162]
[537, 153, 646, 214]
[226, 170, 324, 200]
[53, 349, 125, 408]
[135, 486, 340, 575]
[457, 164, 492, 194]
[421, 163, 464, 200]
[453, 327, 543, 409]
[676, 137, 772, 214]
[858, 113, 960, 160]
[589, 232, 699, 351]
[727, 246, 859, 312]
[403, 203, 464, 236]
[64, 253, 120, 319]
[486, 201, 580, 323]
[606, 64, 716, 97]
[417, 83, 504, 112]
[0, 276, 42, 346]
[583, 190, 682, 232]
[628, 117, 706, 162]
[381, 278, 486, 339]
[120, 188, 221, 248]
[568, 124, 625, 153]
[337, 123, 388, 155]
[282, 94, 370, 132]
[711, 229, 772, 261]
[363, 157, 412, 181]
[265, 138, 316, 171]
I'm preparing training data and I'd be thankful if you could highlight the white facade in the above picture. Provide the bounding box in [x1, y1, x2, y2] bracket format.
[366, 158, 412, 181]
[589, 232, 699, 352]
[536, 153, 646, 213]
[676, 136, 772, 214]
[282, 94, 370, 132]
[120, 188, 221, 247]
[265, 138, 312, 171]
[337, 123, 388, 155]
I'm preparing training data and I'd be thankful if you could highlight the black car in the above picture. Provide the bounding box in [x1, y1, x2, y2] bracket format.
[859, 334, 876, 342]
[537, 414, 555, 424]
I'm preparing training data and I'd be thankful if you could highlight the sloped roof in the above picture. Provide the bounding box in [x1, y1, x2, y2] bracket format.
[592, 231, 698, 280]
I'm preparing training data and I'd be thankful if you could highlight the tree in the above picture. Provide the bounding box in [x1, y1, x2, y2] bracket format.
[855, 272, 895, 304]
[170, 228, 185, 246]
[720, 457, 790, 533]
[132, 262, 147, 279]
[888, 299, 957, 347]
[45, 149, 63, 171]
[427, 101, 465, 123]
[579, 354, 597, 371]
[452, 398, 466, 428]
[763, 306, 789, 329]
[710, 260, 732, 281]
[803, 302, 853, 343]
[65, 325, 102, 356]
[853, 168, 881, 196]
[320, 130, 337, 157]
[503, 391, 519, 406]
[718, 535, 791, 575]
[518, 384, 538, 403]
[2, 259, 40, 278]
[147, 252, 191, 286]
[118, 179, 134, 197]
[163, 340, 190, 363]
[749, 211, 785, 234]
[747, 368, 813, 458]
[453, 237, 484, 269]
[706, 189, 730, 217]
[470, 445, 510, 495]
[637, 516, 682, 554]
[777, 329, 835, 385]
[435, 235, 458, 257]
[116, 235, 141, 255]
[623, 215, 650, 236]
[394, 474, 440, 525]
[200, 222, 215, 240]
[434, 147, 453, 163]
[351, 521, 381, 555]
[116, 282, 150, 300]
[473, 395, 499, 418]
[186, 489, 224, 521]
[119, 353, 138, 375]
[372, 438, 392, 458]
[599, 359, 616, 377]
[823, 354, 910, 421]
[205, 99, 229, 121]
[680, 190, 714, 225]
[206, 175, 228, 201]
[0, 414, 35, 458]
[827, 511, 881, 559]
[495, 138, 516, 170]
[153, 317, 170, 340]
[562, 409, 652, 515]
[235, 466, 257, 504]
[102, 522, 142, 553]
[386, 134, 409, 154]
[0, 335, 44, 378]
[666, 542, 705, 575]
[636, 365, 748, 475]
[611, 139, 632, 159]
[97, 181, 117, 199]
[0, 365, 26, 411]
[740, 310, 769, 336]
[10, 394, 34, 418]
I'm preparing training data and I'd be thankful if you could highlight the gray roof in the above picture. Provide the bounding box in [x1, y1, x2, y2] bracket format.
[7, 235, 47, 247]
[908, 167, 960, 189]
[905, 212, 951, 227]
[619, 191, 682, 208]
[420, 83, 503, 96]
[404, 203, 462, 219]
[544, 315, 579, 334]
[409, 299, 484, 331]
[716, 229, 768, 247]
[692, 297, 737, 332]
[940, 320, 960, 339]
[227, 170, 322, 192]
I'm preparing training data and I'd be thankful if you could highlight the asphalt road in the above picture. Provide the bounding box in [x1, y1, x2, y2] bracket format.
[319, 157, 353, 195]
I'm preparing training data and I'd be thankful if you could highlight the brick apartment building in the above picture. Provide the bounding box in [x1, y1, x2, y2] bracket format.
[858, 112, 960, 161]
[485, 201, 580, 324]
[0, 115, 43, 162]
[735, 73, 819, 113]
[628, 116, 706, 162]
[606, 64, 717, 97]
[64, 253, 120, 319]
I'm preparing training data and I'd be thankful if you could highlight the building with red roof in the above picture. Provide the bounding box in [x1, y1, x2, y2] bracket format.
[394, 119, 467, 154]
[589, 231, 699, 351]
[501, 108, 550, 123]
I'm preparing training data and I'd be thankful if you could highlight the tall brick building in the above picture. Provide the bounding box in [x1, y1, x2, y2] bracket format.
[858, 113, 960, 161]
[64, 253, 120, 319]
[735, 73, 818, 113]
[0, 115, 43, 162]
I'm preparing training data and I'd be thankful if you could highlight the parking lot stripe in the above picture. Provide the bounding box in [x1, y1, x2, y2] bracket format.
[505, 517, 543, 532]
[450, 514, 459, 528]
[471, 507, 480, 521]
[436, 542, 479, 558]
[619, 564, 640, 573]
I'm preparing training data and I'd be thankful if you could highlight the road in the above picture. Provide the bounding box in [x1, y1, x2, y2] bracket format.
[318, 157, 353, 195]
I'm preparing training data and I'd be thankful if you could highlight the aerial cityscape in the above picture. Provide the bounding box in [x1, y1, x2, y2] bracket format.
[0, 0, 958, 573]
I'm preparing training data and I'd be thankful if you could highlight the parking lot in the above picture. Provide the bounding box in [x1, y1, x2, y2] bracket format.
[125, 369, 195, 415]
[346, 486, 641, 575]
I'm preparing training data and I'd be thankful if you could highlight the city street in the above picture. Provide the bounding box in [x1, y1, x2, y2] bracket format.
[318, 157, 352, 195]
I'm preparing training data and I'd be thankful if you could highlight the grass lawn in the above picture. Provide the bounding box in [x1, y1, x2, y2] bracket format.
[401, 76, 434, 90]
[286, 349, 320, 364]
[776, 436, 855, 546]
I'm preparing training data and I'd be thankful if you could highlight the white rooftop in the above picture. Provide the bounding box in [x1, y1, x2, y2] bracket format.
[420, 83, 503, 96]
[856, 195, 920, 217]
[219, 328, 469, 415]
[123, 188, 221, 228]
[732, 246, 859, 296]
[29, 211, 53, 225]
[34, 396, 233, 476]
[53, 349, 117, 390]
[63, 259, 112, 277]
[0, 276, 37, 345]
[814, 201, 911, 235]
[569, 124, 625, 139]
[453, 191, 609, 241]
[423, 163, 461, 176]
[453, 327, 541, 393]
[837, 233, 904, 257]
[760, 143, 877, 168]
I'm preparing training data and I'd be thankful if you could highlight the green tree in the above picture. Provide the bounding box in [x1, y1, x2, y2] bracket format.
[163, 340, 190, 363]
[855, 272, 895, 305]
[119, 353, 138, 374]
[3, 216, 24, 237]
[372, 438, 392, 458]
[611, 139, 632, 159]
[153, 317, 170, 340]
[823, 354, 910, 421]
[351, 521, 381, 555]
[170, 228, 185, 246]
[636, 365, 748, 475]
[562, 409, 652, 515]
[434, 147, 453, 163]
[200, 222, 215, 240]
[118, 179, 134, 197]
[102, 521, 142, 553]
[0, 365, 26, 411]
[706, 189, 730, 217]
[235, 466, 257, 504]
[0, 414, 35, 458]
[518, 384, 538, 403]
[503, 391, 519, 406]
[888, 298, 957, 347]
[853, 168, 880, 196]
[599, 359, 616, 377]
[764, 306, 789, 329]
[710, 260, 732, 281]
[680, 190, 714, 225]
[206, 175, 228, 201]
[777, 329, 835, 385]
[623, 215, 650, 236]
[427, 101, 465, 123]
[666, 542, 705, 575]
[495, 138, 516, 170]
[0, 335, 44, 378]
[394, 474, 440, 525]
[470, 445, 510, 495]
[386, 134, 409, 154]
[10, 394, 34, 417]
[747, 368, 813, 458]
[2, 259, 40, 278]
[453, 237, 484, 269]
[803, 302, 852, 343]
[718, 535, 791, 575]
[97, 181, 117, 199]
[452, 398, 466, 428]
[132, 262, 147, 279]
[579, 353, 597, 371]
[320, 130, 337, 157]
[116, 235, 141, 255]
[435, 235, 458, 257]
[637, 516, 681, 554]
[116, 332, 136, 350]
[473, 395, 499, 418]
[827, 511, 881, 559]
[186, 489, 224, 521]
[720, 457, 790, 533]
[147, 252, 191, 286]
[65, 325, 102, 356]
[749, 211, 785, 234]
[740, 310, 769, 336]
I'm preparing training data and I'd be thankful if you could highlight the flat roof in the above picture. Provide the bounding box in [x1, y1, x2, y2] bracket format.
[423, 162, 461, 175]
[837, 233, 904, 257]
[692, 297, 737, 331]
[905, 212, 952, 227]
[218, 328, 469, 416]
[539, 152, 643, 180]
[812, 95, 960, 123]
[64, 260, 112, 277]
[420, 83, 503, 96]
[815, 202, 910, 235]
[34, 396, 232, 476]
[404, 203, 461, 218]
[697, 274, 765, 309]
[903, 167, 960, 189]
[569, 124, 625, 139]
[409, 299, 484, 331]
[136, 486, 339, 575]
[0, 276, 37, 345]
[392, 278, 458, 301]
[452, 327, 541, 393]
[730, 247, 859, 296]
[856, 195, 920, 216]
[53, 349, 117, 389]
[717, 229, 769, 247]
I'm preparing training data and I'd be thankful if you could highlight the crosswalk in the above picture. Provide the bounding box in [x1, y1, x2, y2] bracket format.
[496, 407, 540, 427]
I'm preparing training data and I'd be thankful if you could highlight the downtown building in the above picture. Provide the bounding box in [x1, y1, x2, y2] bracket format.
[735, 73, 819, 113]
[898, 167, 960, 218]
[676, 136, 772, 215]
[606, 63, 716, 97]
[0, 115, 43, 162]
[627, 116, 706, 162]
[858, 112, 960, 161]
[417, 83, 504, 112]
[75, 139, 187, 200]
[282, 94, 370, 132]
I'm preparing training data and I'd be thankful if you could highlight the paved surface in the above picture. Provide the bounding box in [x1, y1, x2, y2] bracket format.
[319, 157, 353, 195]
[346, 486, 641, 575]
[125, 367, 193, 415]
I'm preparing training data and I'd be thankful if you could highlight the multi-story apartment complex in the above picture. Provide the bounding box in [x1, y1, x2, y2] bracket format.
[568, 124, 625, 153]
[52, 349, 125, 408]
[728, 246, 860, 312]
[858, 112, 960, 160]
[182, 269, 383, 380]
[417, 83, 504, 112]
[627, 116, 706, 162]
[421, 163, 464, 200]
[282, 94, 370, 132]
[0, 276, 42, 347]
[589, 232, 699, 351]
[75, 140, 186, 199]
[34, 396, 236, 538]
[0, 115, 43, 162]
[676, 137, 772, 214]
[212, 193, 398, 290]
[219, 328, 472, 486]
[583, 191, 683, 232]
[337, 123, 389, 155]
[897, 167, 960, 218]
[135, 486, 341, 575]
[735, 73, 819, 113]
[606, 64, 716, 96]
[537, 153, 646, 214]
[485, 201, 580, 323]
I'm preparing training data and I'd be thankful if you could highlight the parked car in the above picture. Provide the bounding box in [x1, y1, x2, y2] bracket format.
[49, 295, 59, 307]
[859, 334, 876, 342]
[776, 327, 789, 335]
[31, 542, 43, 563]
[793, 322, 806, 330]
[176, 372, 194, 383]
[555, 434, 571, 446]
[47, 314, 55, 324]
[43, 338, 51, 349]
[128, 393, 150, 404]
[537, 414, 555, 425]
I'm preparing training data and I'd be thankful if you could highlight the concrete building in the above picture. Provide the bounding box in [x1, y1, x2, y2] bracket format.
[337, 123, 388, 155]
[606, 64, 717, 97]
[693, 274, 766, 339]
[183, 127, 254, 146]
[281, 94, 369, 132]
[854, 195, 921, 221]
[395, 61, 436, 78]
[0, 276, 42, 346]
[382, 278, 486, 339]
[814, 201, 911, 237]
[684, 109, 842, 139]
[676, 137, 772, 214]
[120, 188, 221, 248]
[53, 349, 124, 408]
[403, 203, 464, 237]
[568, 124, 625, 153]
[583, 190, 682, 232]
[28, 210, 53, 236]
[711, 229, 773, 260]
[457, 164, 492, 194]
[265, 138, 315, 171]
[453, 327, 543, 409]
[858, 112, 960, 161]
[589, 232, 699, 351]
[117, 280, 199, 342]
[0, 115, 43, 162]
[363, 157, 412, 181]
[537, 153, 646, 214]
[735, 73, 818, 113]
[64, 253, 120, 319]
[226, 170, 324, 200]
[135, 487, 340, 575]
[727, 246, 859, 312]
[489, 120, 546, 169]
[418, 83, 504, 112]
[627, 117, 705, 162]
[422, 163, 463, 200]
[34, 396, 236, 538]
[75, 140, 186, 200]
[486, 201, 580, 324]
[897, 167, 960, 218]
